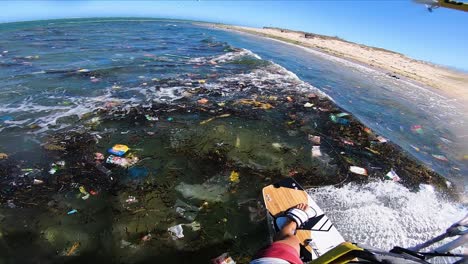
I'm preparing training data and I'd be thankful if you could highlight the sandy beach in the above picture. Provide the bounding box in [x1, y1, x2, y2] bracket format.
[206, 24, 468, 106]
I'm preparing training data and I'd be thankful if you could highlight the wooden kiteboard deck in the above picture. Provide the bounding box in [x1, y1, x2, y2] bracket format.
[262, 178, 345, 262]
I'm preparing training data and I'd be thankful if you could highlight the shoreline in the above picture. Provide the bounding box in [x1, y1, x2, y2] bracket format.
[202, 23, 468, 109]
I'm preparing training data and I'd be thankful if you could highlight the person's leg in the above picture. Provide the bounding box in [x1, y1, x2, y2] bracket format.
[273, 219, 300, 255]
[251, 203, 312, 264]
[273, 203, 309, 255]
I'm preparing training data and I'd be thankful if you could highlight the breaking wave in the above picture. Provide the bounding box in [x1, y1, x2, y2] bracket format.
[309, 181, 466, 251]
[0, 48, 328, 133]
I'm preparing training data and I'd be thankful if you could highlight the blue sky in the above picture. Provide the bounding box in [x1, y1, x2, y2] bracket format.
[1, 1, 468, 70]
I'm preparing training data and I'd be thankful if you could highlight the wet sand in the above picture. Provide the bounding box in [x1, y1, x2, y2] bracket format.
[204, 24, 468, 108]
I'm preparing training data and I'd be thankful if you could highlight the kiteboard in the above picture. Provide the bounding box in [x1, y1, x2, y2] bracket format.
[262, 177, 345, 262]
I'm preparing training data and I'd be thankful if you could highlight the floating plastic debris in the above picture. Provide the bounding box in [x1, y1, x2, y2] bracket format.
[168, 224, 184, 240]
[65, 242, 80, 256]
[411, 125, 423, 134]
[7, 200, 15, 209]
[212, 252, 236, 264]
[330, 114, 350, 126]
[385, 169, 401, 182]
[125, 196, 138, 204]
[185, 221, 201, 231]
[106, 155, 138, 168]
[198, 98, 209, 104]
[49, 161, 65, 175]
[145, 115, 159, 121]
[229, 171, 240, 183]
[79, 186, 88, 195]
[439, 137, 452, 144]
[349, 166, 368, 176]
[271, 142, 283, 149]
[445, 181, 452, 188]
[304, 102, 314, 108]
[341, 138, 354, 146]
[311, 146, 322, 157]
[67, 209, 78, 215]
[94, 152, 105, 161]
[410, 145, 420, 152]
[141, 233, 152, 242]
[308, 135, 321, 145]
[79, 186, 90, 200]
[0, 153, 8, 159]
[376, 136, 388, 143]
[33, 179, 44, 185]
[335, 112, 350, 118]
[432, 154, 448, 162]
[108, 144, 129, 156]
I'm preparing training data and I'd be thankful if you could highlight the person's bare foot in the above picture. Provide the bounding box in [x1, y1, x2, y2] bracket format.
[273, 203, 310, 249]
[281, 203, 308, 232]
[295, 203, 308, 211]
[284, 203, 315, 230]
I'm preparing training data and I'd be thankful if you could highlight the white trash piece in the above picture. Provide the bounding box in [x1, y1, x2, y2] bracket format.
[168, 224, 184, 240]
[349, 166, 368, 176]
[126, 196, 138, 204]
[33, 179, 44, 185]
[376, 136, 388, 143]
[311, 146, 322, 157]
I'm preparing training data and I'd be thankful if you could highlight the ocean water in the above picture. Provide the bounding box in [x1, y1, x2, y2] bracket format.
[0, 18, 466, 263]
[208, 29, 468, 192]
